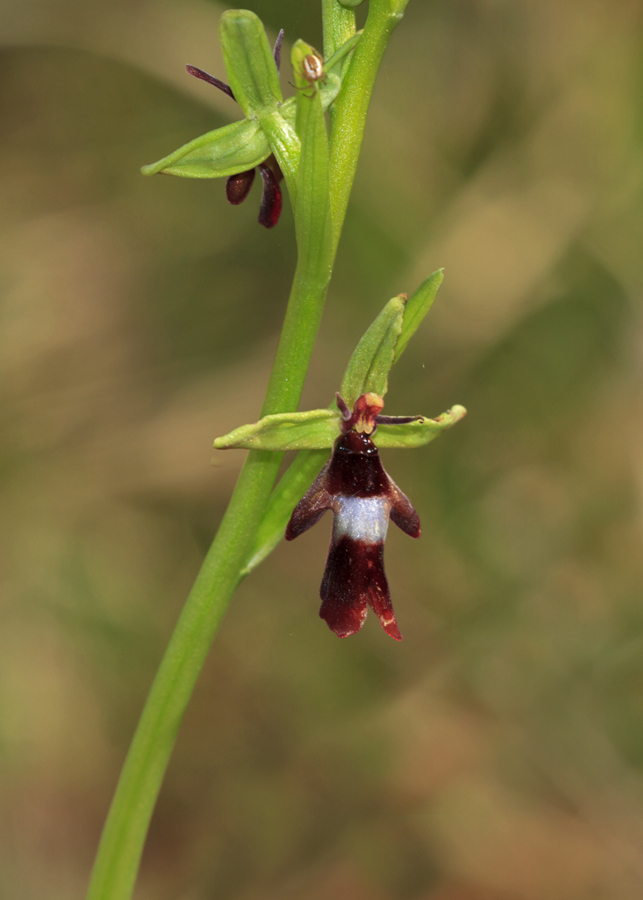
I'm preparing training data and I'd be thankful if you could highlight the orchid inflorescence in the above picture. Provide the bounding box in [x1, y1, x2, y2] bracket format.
[88, 7, 464, 900]
[141, 9, 466, 639]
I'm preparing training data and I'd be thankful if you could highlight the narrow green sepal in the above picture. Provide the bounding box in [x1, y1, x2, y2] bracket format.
[219, 10, 282, 119]
[395, 269, 444, 361]
[374, 405, 467, 448]
[141, 81, 342, 180]
[214, 409, 341, 451]
[340, 294, 406, 406]
[141, 118, 268, 179]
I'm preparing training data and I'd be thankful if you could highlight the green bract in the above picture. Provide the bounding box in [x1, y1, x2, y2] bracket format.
[340, 294, 405, 406]
[396, 269, 443, 360]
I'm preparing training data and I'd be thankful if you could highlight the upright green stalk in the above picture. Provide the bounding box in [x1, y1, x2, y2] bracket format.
[322, 0, 356, 66]
[86, 6, 409, 899]
[328, 0, 410, 252]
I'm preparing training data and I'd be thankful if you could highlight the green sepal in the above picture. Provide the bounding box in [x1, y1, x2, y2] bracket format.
[395, 269, 443, 361]
[340, 294, 405, 406]
[214, 409, 341, 451]
[140, 82, 342, 180]
[374, 405, 467, 448]
[141, 118, 267, 179]
[338, 0, 365, 8]
[219, 10, 282, 119]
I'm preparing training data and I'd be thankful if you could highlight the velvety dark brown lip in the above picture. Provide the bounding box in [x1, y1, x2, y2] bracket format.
[320, 536, 402, 641]
[325, 432, 392, 498]
[286, 424, 420, 640]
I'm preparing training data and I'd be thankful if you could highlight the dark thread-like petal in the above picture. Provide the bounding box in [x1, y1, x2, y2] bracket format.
[375, 414, 423, 426]
[186, 65, 235, 100]
[226, 169, 256, 205]
[273, 29, 285, 73]
[336, 393, 351, 421]
[258, 164, 282, 228]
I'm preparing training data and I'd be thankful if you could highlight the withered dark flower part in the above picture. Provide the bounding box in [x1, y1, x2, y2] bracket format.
[257, 162, 283, 228]
[224, 157, 283, 228]
[286, 393, 421, 640]
[225, 167, 255, 204]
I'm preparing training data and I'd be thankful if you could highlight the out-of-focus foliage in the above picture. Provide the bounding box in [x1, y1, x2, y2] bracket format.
[2, 1, 643, 898]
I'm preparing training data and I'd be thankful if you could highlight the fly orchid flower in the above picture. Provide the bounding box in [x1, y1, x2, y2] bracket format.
[141, 10, 361, 222]
[213, 279, 467, 640]
[286, 393, 422, 640]
[185, 30, 285, 228]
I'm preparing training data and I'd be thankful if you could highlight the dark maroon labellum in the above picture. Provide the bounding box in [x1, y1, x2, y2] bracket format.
[286, 396, 420, 641]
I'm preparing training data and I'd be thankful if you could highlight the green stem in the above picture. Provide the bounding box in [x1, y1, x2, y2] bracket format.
[328, 0, 408, 254]
[85, 451, 281, 900]
[322, 0, 356, 61]
[87, 111, 330, 900]
[86, 264, 325, 900]
[86, 8, 406, 899]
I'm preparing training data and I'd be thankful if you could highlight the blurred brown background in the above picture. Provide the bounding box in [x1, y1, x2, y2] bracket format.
[2, 0, 643, 897]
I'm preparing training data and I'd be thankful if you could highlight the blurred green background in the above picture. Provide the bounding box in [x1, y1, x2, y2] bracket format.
[3, 0, 643, 898]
